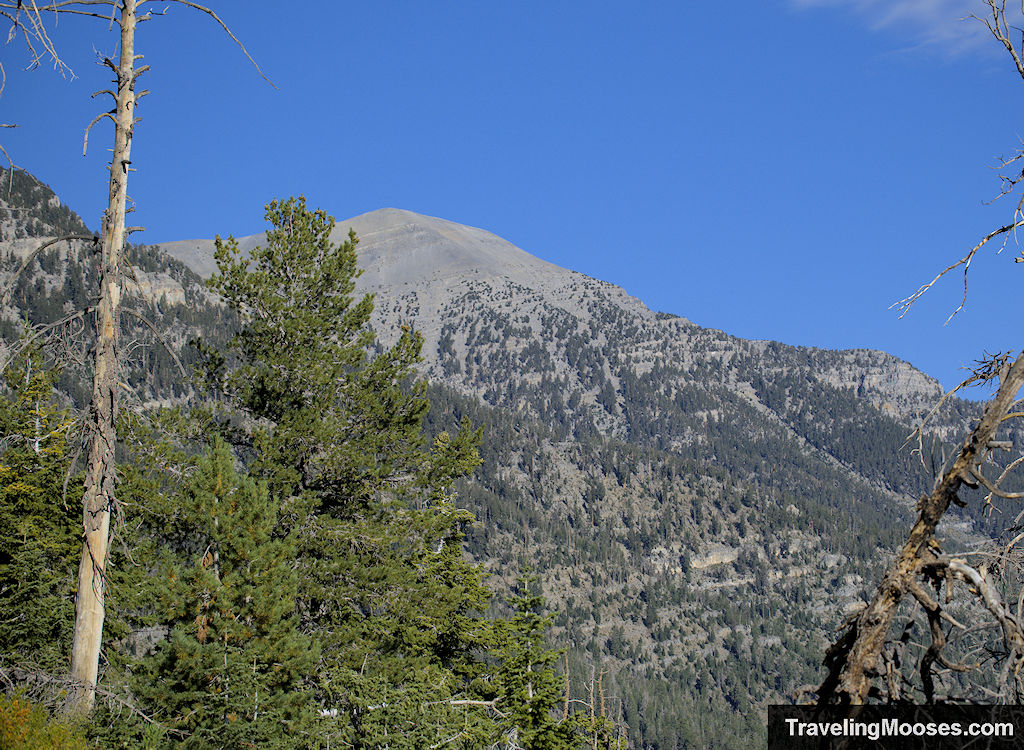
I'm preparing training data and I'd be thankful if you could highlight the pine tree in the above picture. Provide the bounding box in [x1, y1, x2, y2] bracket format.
[199, 198, 502, 746]
[205, 196, 428, 510]
[493, 574, 583, 750]
[134, 438, 316, 749]
[0, 349, 79, 674]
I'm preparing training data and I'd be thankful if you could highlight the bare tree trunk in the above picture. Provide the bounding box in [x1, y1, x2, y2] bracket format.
[0, 0, 265, 720]
[68, 0, 137, 716]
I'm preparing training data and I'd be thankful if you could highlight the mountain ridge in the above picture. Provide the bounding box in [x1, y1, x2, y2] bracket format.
[155, 206, 943, 424]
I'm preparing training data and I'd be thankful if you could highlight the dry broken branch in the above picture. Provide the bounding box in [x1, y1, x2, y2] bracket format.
[0, 142, 16, 171]
[905, 352, 1012, 474]
[82, 111, 115, 155]
[974, 1, 1024, 81]
[0, 4, 76, 75]
[945, 559, 1024, 666]
[121, 307, 186, 378]
[0, 308, 92, 373]
[817, 351, 1024, 705]
[137, 0, 275, 87]
[0, 659, 185, 735]
[971, 466, 1024, 499]
[891, 2, 1024, 318]
[891, 220, 1024, 321]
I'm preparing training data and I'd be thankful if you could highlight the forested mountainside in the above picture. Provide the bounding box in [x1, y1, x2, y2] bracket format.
[0, 169, 235, 408]
[1, 168, 1005, 748]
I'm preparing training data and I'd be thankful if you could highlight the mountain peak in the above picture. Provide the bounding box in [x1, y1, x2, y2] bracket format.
[336, 207, 567, 290]
[155, 206, 571, 290]
[152, 205, 941, 423]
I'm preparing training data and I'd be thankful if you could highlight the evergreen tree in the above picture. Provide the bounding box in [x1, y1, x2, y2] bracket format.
[205, 196, 428, 509]
[134, 438, 316, 749]
[199, 198, 502, 746]
[0, 349, 79, 674]
[493, 574, 584, 750]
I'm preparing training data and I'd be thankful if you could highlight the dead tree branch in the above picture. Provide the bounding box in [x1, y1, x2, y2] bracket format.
[971, 466, 1024, 499]
[137, 0, 275, 87]
[817, 351, 1024, 705]
[891, 2, 1024, 318]
[891, 220, 1024, 321]
[122, 307, 186, 377]
[0, 308, 92, 373]
[0, 3, 75, 75]
[82, 111, 115, 155]
[973, 1, 1024, 81]
[0, 142, 15, 171]
[0, 659, 186, 735]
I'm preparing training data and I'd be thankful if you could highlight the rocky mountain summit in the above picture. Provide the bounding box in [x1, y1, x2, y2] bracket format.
[158, 207, 944, 428]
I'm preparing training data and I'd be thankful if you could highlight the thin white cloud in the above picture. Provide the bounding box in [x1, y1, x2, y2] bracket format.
[790, 0, 1018, 54]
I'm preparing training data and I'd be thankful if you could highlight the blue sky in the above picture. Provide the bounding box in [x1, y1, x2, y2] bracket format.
[2, 0, 1022, 391]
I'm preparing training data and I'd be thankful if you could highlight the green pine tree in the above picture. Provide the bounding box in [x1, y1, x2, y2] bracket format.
[198, 197, 502, 747]
[134, 438, 317, 749]
[204, 196, 428, 510]
[0, 348, 79, 674]
[493, 574, 583, 750]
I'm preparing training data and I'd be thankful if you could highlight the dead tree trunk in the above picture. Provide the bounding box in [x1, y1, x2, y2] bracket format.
[0, 0, 266, 717]
[817, 351, 1024, 704]
[67, 0, 138, 716]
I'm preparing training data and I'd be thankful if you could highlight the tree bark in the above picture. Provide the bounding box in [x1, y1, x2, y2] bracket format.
[68, 0, 136, 716]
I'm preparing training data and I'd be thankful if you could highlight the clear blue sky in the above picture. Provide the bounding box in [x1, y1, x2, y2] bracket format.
[3, 0, 1022, 391]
